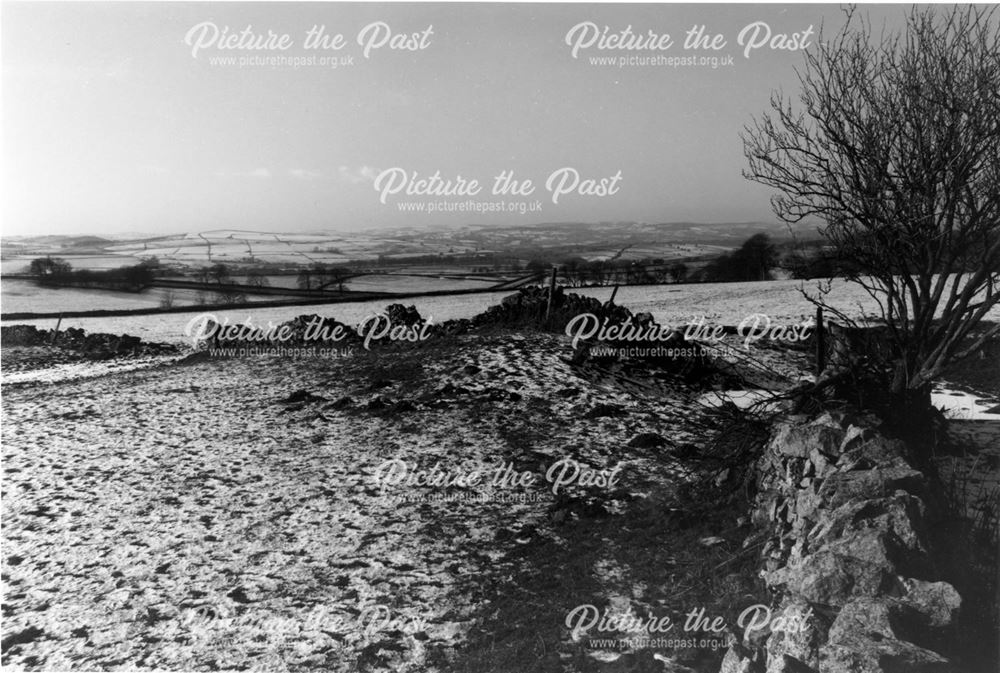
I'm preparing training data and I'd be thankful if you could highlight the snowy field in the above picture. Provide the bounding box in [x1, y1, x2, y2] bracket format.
[1, 333, 727, 671]
[0, 280, 296, 314]
[4, 278, 997, 346]
[1, 255, 146, 275]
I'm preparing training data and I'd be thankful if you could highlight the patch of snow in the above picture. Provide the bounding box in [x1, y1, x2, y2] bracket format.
[697, 389, 779, 411]
[932, 387, 1000, 420]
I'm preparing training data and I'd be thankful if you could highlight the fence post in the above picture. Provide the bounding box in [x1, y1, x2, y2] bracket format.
[607, 285, 619, 307]
[545, 266, 558, 321]
[815, 306, 825, 375]
[50, 314, 63, 345]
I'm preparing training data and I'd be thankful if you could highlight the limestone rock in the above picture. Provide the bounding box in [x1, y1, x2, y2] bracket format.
[810, 411, 852, 432]
[794, 487, 823, 525]
[771, 422, 844, 458]
[839, 424, 876, 453]
[820, 638, 950, 673]
[820, 466, 926, 508]
[807, 448, 833, 478]
[766, 552, 855, 606]
[768, 531, 898, 607]
[827, 598, 897, 644]
[841, 435, 910, 469]
[764, 654, 816, 673]
[719, 646, 756, 673]
[814, 495, 927, 556]
[762, 600, 821, 667]
[722, 411, 960, 673]
[896, 578, 961, 629]
[823, 527, 906, 575]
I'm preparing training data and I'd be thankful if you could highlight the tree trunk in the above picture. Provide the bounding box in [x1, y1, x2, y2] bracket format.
[885, 374, 935, 460]
[890, 360, 909, 396]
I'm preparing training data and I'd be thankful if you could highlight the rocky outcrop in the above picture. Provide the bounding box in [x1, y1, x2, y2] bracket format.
[721, 411, 961, 673]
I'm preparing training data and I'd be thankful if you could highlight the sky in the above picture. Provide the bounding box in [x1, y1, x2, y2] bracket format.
[2, 2, 913, 236]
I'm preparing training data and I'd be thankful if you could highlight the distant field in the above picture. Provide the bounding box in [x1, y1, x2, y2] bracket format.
[100, 231, 452, 266]
[4, 222, 804, 278]
[3, 231, 443, 269]
[0, 290, 520, 344]
[1, 280, 165, 313]
[580, 243, 727, 262]
[1, 255, 146, 274]
[345, 274, 498, 293]
[580, 277, 1000, 329]
[4, 277, 995, 345]
[376, 266, 520, 277]
[577, 280, 849, 328]
[0, 273, 507, 316]
[229, 273, 503, 293]
[1, 228, 734, 275]
[0, 280, 298, 314]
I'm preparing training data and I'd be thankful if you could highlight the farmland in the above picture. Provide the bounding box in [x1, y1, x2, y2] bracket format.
[1, 221, 791, 273]
[0, 280, 296, 314]
[1, 222, 765, 320]
[7, 277, 997, 348]
[5, 222, 996, 348]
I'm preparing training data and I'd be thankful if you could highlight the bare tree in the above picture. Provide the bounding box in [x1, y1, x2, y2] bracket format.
[559, 259, 585, 288]
[159, 290, 176, 309]
[743, 6, 1000, 407]
[297, 267, 314, 290]
[207, 263, 231, 285]
[215, 290, 246, 305]
[245, 269, 270, 288]
[322, 265, 350, 292]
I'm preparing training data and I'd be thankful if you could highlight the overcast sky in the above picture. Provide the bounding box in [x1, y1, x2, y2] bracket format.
[2, 2, 911, 236]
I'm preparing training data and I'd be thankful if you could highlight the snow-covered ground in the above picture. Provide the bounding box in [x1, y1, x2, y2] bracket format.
[1, 333, 722, 671]
[2, 311, 995, 670]
[700, 386, 1000, 422]
[0, 280, 296, 314]
[932, 387, 1000, 421]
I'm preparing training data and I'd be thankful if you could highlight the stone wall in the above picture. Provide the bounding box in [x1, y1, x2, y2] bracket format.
[1, 324, 177, 358]
[721, 411, 961, 673]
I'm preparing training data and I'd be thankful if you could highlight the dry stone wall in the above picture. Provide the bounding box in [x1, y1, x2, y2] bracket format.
[721, 411, 961, 673]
